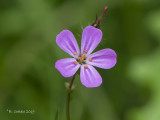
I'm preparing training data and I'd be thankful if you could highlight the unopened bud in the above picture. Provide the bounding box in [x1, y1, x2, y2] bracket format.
[92, 6, 108, 28]
[103, 6, 108, 15]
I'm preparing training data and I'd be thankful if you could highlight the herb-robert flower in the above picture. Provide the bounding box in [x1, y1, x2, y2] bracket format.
[55, 26, 117, 88]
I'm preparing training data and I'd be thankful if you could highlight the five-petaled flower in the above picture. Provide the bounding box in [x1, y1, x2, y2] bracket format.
[55, 26, 117, 88]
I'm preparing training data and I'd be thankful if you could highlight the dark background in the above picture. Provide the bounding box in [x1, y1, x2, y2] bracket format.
[0, 0, 160, 120]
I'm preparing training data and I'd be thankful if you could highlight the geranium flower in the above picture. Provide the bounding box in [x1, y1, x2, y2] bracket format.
[55, 26, 117, 88]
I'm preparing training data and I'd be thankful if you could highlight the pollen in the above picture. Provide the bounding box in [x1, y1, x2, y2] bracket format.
[77, 54, 86, 64]
[73, 61, 77, 65]
[78, 57, 81, 60]
[73, 52, 77, 55]
[84, 65, 88, 69]
[89, 58, 92, 62]
[84, 49, 87, 53]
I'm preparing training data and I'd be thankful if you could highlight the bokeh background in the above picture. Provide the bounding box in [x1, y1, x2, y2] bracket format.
[0, 0, 160, 120]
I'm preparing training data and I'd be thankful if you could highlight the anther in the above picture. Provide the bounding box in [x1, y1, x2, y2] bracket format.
[81, 58, 84, 61]
[73, 61, 77, 65]
[73, 52, 77, 55]
[84, 65, 88, 69]
[78, 57, 81, 60]
[84, 49, 87, 53]
[89, 58, 92, 62]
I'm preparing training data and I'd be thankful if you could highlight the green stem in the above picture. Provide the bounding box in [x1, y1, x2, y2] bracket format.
[66, 74, 76, 120]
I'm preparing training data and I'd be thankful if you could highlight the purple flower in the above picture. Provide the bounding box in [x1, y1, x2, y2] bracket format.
[55, 26, 117, 88]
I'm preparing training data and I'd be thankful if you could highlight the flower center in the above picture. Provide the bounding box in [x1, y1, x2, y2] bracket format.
[72, 50, 92, 67]
[77, 54, 86, 65]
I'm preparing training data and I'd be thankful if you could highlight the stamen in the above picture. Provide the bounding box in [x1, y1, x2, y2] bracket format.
[73, 61, 77, 65]
[89, 58, 92, 62]
[77, 54, 87, 64]
[84, 65, 88, 69]
[84, 49, 87, 53]
[73, 52, 77, 55]
[78, 57, 81, 60]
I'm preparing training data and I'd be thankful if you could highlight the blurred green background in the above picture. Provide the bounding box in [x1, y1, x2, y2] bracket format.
[0, 0, 160, 120]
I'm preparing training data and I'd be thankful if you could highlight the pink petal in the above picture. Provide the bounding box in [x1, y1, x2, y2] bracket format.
[55, 58, 80, 77]
[56, 30, 80, 57]
[80, 65, 102, 88]
[81, 26, 102, 56]
[86, 48, 117, 69]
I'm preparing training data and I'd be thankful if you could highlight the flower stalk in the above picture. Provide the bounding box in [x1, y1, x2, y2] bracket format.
[66, 74, 76, 120]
